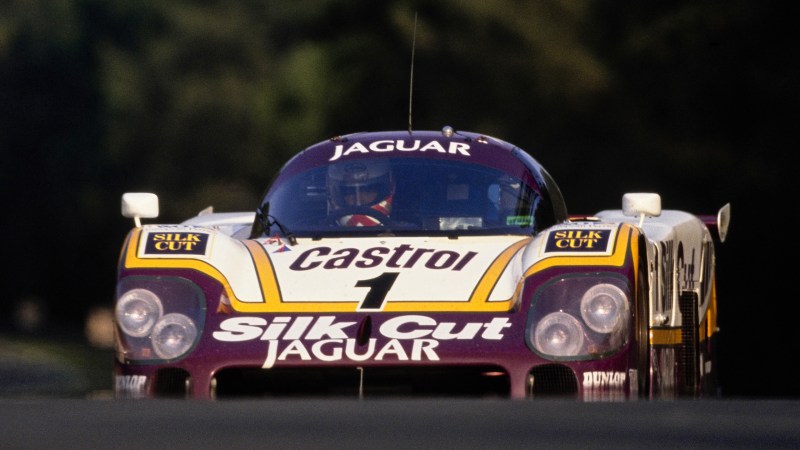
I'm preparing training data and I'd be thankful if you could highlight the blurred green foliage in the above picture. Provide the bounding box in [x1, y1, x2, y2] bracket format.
[0, 0, 793, 330]
[0, 334, 112, 398]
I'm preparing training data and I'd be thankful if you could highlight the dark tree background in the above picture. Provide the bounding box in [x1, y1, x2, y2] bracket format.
[0, 0, 795, 397]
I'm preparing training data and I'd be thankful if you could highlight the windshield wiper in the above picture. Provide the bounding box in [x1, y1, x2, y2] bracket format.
[268, 215, 297, 245]
[256, 203, 297, 245]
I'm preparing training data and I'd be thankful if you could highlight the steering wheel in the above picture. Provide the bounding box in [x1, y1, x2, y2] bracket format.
[329, 206, 393, 227]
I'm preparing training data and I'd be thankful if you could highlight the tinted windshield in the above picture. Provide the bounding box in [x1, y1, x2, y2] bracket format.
[260, 157, 546, 237]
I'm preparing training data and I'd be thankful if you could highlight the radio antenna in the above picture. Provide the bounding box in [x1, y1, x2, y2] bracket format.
[408, 12, 417, 134]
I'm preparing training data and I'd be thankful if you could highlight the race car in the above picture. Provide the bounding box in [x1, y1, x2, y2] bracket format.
[114, 127, 730, 400]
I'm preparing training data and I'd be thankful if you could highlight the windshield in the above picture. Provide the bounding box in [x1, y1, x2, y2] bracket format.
[260, 157, 548, 237]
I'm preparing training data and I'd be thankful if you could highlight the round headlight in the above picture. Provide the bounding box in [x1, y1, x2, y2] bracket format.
[116, 289, 163, 337]
[580, 284, 628, 333]
[533, 312, 585, 357]
[151, 313, 197, 359]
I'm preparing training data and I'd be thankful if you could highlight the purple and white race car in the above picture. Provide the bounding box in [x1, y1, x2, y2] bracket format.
[114, 127, 730, 400]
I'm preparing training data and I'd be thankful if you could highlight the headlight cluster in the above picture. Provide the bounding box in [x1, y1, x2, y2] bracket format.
[527, 275, 631, 360]
[115, 276, 205, 362]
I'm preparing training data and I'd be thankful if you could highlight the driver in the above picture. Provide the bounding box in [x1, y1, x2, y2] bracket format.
[327, 159, 394, 226]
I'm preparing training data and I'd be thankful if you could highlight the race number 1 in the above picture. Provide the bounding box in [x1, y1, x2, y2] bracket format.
[356, 272, 399, 311]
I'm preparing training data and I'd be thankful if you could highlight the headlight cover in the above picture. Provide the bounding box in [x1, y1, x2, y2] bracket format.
[580, 284, 628, 333]
[116, 288, 163, 338]
[533, 311, 585, 357]
[151, 313, 198, 359]
[527, 274, 632, 360]
[115, 276, 206, 362]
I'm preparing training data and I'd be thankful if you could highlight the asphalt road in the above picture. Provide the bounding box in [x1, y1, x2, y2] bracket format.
[2, 398, 799, 449]
[2, 334, 800, 448]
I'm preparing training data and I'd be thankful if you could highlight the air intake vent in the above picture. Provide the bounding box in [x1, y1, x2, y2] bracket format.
[528, 364, 578, 398]
[212, 366, 510, 398]
[679, 291, 699, 395]
[154, 368, 190, 397]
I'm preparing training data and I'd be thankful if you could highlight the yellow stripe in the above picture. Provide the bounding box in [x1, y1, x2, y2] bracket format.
[235, 240, 282, 312]
[235, 240, 380, 313]
[650, 323, 712, 346]
[706, 276, 718, 339]
[651, 328, 682, 345]
[630, 227, 640, 285]
[469, 237, 531, 303]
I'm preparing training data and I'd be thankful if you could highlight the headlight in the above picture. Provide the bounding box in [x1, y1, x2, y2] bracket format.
[115, 276, 206, 362]
[526, 274, 632, 360]
[580, 284, 628, 333]
[151, 313, 198, 359]
[116, 288, 163, 337]
[533, 312, 585, 357]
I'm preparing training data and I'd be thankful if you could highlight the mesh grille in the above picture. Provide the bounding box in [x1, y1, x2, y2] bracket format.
[154, 368, 190, 397]
[528, 364, 578, 398]
[679, 291, 699, 395]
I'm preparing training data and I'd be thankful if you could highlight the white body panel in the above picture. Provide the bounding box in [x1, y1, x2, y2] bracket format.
[596, 209, 714, 328]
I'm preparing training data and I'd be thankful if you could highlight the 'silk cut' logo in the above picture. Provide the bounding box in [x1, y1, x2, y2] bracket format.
[144, 232, 209, 255]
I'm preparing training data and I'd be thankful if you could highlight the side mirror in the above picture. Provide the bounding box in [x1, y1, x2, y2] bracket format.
[622, 193, 661, 227]
[716, 202, 731, 243]
[122, 193, 159, 227]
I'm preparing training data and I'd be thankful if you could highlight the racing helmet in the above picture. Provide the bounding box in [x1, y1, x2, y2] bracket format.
[327, 159, 394, 211]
